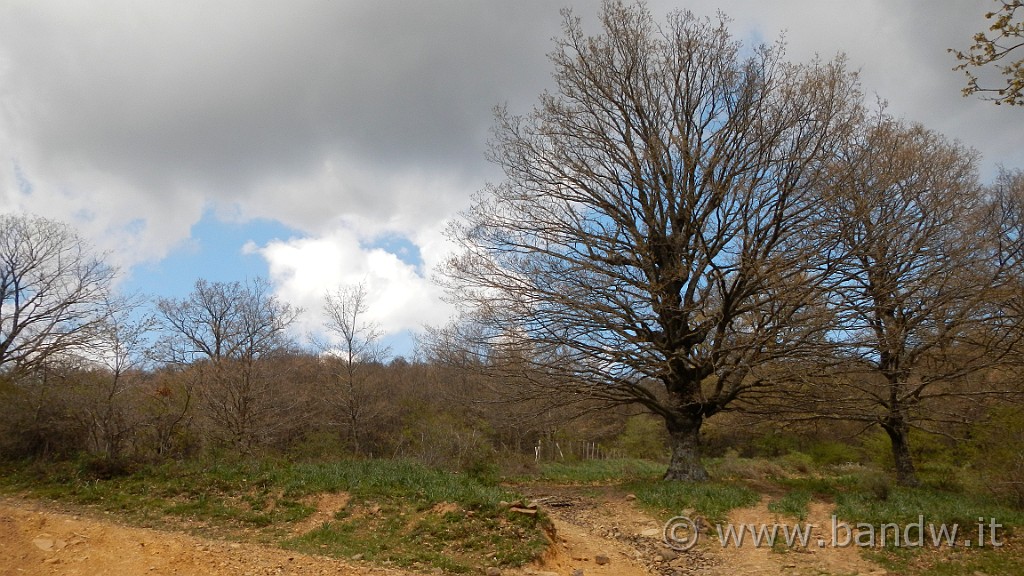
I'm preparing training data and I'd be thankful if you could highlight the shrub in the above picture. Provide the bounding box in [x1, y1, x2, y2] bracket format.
[859, 427, 958, 472]
[779, 451, 816, 474]
[613, 414, 668, 460]
[750, 433, 803, 458]
[969, 405, 1024, 506]
[806, 440, 861, 466]
[399, 411, 497, 478]
[857, 469, 892, 501]
[710, 451, 787, 481]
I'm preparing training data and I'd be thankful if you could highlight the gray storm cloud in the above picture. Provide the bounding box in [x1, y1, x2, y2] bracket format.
[0, 0, 1019, 342]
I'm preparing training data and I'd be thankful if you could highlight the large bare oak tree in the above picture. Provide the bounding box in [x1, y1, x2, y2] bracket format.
[440, 1, 862, 480]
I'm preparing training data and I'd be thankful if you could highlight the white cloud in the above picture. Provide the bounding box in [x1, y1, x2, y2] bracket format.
[255, 225, 455, 343]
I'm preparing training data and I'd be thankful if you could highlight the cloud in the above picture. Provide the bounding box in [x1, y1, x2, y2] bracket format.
[253, 224, 455, 342]
[0, 1, 559, 279]
[692, 0, 1018, 177]
[1, 0, 1020, 349]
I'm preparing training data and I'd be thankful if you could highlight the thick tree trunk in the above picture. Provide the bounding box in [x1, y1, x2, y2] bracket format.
[664, 413, 709, 481]
[883, 417, 919, 487]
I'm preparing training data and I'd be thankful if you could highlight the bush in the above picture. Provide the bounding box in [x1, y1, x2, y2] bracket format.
[750, 433, 803, 458]
[613, 414, 668, 460]
[857, 469, 892, 501]
[779, 451, 816, 474]
[806, 440, 861, 466]
[710, 450, 787, 481]
[399, 411, 497, 479]
[969, 405, 1024, 506]
[290, 429, 347, 461]
[79, 455, 136, 480]
[859, 427, 959, 472]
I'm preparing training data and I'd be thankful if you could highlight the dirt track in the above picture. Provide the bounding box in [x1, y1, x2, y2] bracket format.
[0, 491, 889, 576]
[0, 496, 403, 576]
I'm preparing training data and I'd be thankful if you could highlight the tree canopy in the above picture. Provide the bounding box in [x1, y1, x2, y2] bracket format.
[951, 0, 1024, 105]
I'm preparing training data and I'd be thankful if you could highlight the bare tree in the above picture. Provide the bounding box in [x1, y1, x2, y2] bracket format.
[0, 214, 117, 376]
[951, 0, 1024, 106]
[440, 1, 862, 480]
[156, 277, 297, 364]
[319, 282, 390, 455]
[156, 277, 301, 451]
[987, 168, 1024, 343]
[73, 296, 156, 460]
[801, 112, 1017, 486]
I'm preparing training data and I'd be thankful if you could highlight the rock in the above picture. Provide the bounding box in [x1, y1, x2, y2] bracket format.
[485, 568, 502, 576]
[571, 569, 584, 576]
[509, 506, 538, 516]
[640, 528, 660, 537]
[594, 554, 610, 565]
[32, 538, 55, 551]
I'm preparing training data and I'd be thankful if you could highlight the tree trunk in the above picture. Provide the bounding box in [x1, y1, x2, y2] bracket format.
[664, 413, 709, 481]
[883, 417, 919, 487]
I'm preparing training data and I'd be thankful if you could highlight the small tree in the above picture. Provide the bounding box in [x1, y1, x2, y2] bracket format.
[156, 277, 300, 451]
[441, 1, 862, 480]
[319, 282, 390, 455]
[72, 296, 156, 460]
[951, 0, 1024, 106]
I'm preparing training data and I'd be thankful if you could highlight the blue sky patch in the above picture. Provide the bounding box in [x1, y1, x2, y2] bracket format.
[121, 212, 297, 299]
[362, 232, 424, 271]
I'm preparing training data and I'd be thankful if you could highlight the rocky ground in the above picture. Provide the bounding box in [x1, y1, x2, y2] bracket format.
[1, 487, 888, 576]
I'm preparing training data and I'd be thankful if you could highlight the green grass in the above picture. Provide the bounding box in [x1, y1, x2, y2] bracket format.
[769, 464, 1024, 576]
[282, 501, 547, 573]
[532, 458, 666, 484]
[624, 478, 760, 524]
[834, 486, 1024, 536]
[767, 489, 812, 521]
[864, 545, 1024, 576]
[0, 457, 550, 572]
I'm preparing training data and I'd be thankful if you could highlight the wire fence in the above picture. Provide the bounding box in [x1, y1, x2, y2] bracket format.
[532, 438, 626, 461]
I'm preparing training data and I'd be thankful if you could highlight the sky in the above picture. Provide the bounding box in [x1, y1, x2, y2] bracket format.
[1, 1, 1021, 358]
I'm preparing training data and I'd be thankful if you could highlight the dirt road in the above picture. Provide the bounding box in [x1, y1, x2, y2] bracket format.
[0, 490, 887, 576]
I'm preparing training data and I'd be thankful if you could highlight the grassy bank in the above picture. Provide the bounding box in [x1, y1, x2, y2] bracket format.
[0, 457, 549, 574]
[2, 454, 1023, 575]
